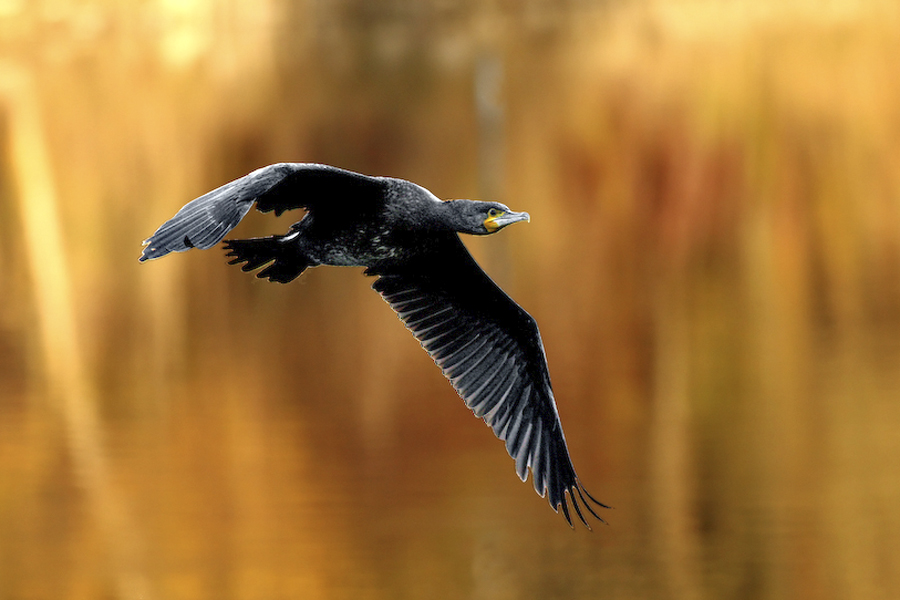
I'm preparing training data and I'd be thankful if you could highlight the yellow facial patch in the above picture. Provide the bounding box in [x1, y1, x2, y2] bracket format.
[484, 213, 502, 232]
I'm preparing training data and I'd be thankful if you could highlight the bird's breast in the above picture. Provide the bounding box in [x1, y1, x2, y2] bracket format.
[302, 222, 417, 268]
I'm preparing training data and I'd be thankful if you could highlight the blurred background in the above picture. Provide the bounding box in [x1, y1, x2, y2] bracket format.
[2, 0, 900, 598]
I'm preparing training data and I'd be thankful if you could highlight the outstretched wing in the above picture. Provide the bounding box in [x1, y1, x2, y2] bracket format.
[371, 236, 608, 528]
[139, 163, 385, 261]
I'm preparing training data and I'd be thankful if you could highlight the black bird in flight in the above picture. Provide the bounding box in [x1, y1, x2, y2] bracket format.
[140, 163, 608, 528]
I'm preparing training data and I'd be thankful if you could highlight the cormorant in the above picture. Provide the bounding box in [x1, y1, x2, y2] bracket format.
[140, 163, 608, 528]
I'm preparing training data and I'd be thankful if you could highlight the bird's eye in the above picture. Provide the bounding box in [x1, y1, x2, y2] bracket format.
[488, 208, 500, 217]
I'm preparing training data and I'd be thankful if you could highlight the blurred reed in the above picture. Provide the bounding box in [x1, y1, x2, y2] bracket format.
[1, 62, 152, 598]
[509, 2, 900, 597]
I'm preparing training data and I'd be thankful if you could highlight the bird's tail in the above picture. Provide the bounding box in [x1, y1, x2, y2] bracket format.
[223, 236, 310, 283]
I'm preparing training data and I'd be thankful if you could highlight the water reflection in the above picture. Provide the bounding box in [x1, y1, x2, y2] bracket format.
[2, 0, 900, 599]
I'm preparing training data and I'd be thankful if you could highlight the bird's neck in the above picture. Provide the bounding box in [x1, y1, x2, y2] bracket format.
[432, 200, 471, 234]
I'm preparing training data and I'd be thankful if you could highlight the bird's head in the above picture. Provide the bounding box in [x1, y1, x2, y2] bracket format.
[442, 200, 531, 236]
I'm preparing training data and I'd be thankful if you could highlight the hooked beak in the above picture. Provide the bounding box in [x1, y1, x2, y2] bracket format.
[485, 210, 531, 232]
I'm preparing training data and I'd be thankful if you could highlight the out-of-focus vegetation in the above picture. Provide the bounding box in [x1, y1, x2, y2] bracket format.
[2, 0, 900, 598]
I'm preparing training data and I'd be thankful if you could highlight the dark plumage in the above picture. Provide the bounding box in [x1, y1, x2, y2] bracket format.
[140, 163, 608, 528]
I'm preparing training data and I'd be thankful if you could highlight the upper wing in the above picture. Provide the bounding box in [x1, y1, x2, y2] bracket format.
[371, 236, 608, 528]
[139, 163, 385, 261]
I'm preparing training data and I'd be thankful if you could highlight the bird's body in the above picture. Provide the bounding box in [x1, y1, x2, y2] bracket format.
[287, 183, 449, 269]
[141, 162, 608, 528]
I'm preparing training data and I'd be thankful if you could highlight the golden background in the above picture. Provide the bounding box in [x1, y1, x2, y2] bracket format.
[1, 0, 899, 598]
